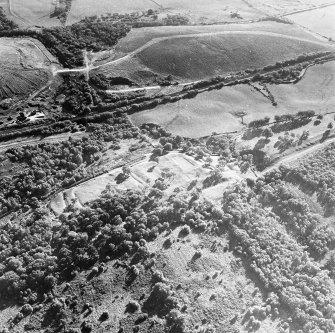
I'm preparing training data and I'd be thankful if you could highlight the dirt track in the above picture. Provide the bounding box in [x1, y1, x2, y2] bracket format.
[261, 135, 335, 175]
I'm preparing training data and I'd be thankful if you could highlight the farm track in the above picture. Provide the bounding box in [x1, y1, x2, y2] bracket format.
[6, 0, 29, 25]
[261, 135, 335, 175]
[281, 2, 335, 17]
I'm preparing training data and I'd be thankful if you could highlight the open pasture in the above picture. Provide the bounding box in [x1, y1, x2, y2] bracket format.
[247, 0, 330, 16]
[109, 21, 325, 58]
[135, 33, 332, 81]
[94, 22, 333, 84]
[66, 0, 154, 25]
[66, 0, 262, 25]
[269, 61, 335, 114]
[131, 61, 335, 138]
[286, 4, 335, 40]
[130, 84, 282, 137]
[1, 0, 61, 27]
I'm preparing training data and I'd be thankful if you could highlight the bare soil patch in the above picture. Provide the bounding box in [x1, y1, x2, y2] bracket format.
[0, 38, 58, 101]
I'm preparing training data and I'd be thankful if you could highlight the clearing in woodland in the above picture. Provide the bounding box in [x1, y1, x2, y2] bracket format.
[50, 152, 245, 214]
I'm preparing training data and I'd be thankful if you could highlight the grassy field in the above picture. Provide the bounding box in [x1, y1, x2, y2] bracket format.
[94, 22, 333, 85]
[50, 151, 246, 214]
[135, 33, 331, 80]
[269, 61, 335, 114]
[110, 21, 324, 57]
[130, 62, 335, 138]
[66, 0, 155, 25]
[130, 86, 249, 137]
[68, 152, 209, 205]
[66, 0, 262, 25]
[1, 0, 61, 27]
[248, 0, 331, 16]
[286, 4, 335, 39]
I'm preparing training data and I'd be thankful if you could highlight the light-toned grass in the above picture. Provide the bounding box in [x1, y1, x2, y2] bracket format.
[5, 0, 60, 27]
[248, 0, 330, 16]
[51, 152, 243, 214]
[269, 61, 335, 114]
[66, 0, 262, 25]
[287, 5, 335, 41]
[111, 21, 324, 57]
[131, 62, 335, 138]
[130, 86, 247, 137]
[66, 0, 155, 25]
[71, 152, 209, 205]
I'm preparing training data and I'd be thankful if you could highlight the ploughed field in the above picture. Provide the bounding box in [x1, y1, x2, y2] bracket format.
[0, 38, 57, 100]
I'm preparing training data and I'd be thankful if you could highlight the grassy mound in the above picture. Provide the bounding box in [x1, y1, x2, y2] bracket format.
[135, 33, 332, 80]
[111, 21, 324, 56]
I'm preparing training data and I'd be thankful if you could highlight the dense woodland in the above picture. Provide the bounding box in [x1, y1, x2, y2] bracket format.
[0, 113, 139, 216]
[281, 143, 335, 215]
[40, 20, 130, 67]
[1, 137, 335, 332]
[224, 183, 335, 333]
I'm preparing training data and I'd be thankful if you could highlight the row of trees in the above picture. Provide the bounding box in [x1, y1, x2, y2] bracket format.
[244, 111, 315, 141]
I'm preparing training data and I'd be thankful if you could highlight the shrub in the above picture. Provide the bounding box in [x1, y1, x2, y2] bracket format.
[126, 301, 140, 313]
[179, 225, 191, 237]
[21, 304, 33, 316]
